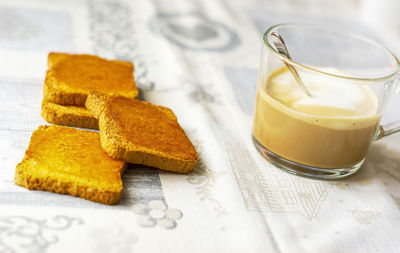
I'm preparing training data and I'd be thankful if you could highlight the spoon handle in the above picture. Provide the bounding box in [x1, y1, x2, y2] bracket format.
[271, 32, 312, 97]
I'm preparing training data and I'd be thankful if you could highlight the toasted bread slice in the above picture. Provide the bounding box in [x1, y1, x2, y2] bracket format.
[86, 93, 198, 173]
[41, 99, 99, 130]
[44, 52, 138, 106]
[15, 125, 126, 205]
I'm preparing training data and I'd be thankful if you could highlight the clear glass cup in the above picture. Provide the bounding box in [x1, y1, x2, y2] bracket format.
[252, 24, 400, 179]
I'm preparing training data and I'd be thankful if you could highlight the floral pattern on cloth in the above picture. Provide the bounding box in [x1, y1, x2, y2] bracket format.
[131, 200, 183, 229]
[0, 216, 82, 253]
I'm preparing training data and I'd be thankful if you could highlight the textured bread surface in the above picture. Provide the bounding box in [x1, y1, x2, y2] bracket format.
[44, 52, 138, 106]
[41, 99, 98, 130]
[15, 125, 125, 205]
[86, 93, 198, 173]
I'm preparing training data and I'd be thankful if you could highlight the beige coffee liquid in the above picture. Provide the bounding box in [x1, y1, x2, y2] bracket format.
[253, 67, 381, 168]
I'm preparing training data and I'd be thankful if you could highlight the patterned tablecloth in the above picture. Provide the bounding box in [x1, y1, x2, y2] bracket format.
[1, 0, 400, 252]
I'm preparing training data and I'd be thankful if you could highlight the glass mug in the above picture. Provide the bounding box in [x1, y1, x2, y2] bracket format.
[252, 24, 400, 179]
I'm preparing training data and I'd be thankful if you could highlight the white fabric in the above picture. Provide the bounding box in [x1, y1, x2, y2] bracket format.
[0, 0, 400, 252]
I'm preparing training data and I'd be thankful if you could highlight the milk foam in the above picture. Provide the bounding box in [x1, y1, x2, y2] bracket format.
[267, 68, 378, 117]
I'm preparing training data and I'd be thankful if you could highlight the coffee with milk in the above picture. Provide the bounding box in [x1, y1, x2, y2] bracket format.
[253, 66, 380, 168]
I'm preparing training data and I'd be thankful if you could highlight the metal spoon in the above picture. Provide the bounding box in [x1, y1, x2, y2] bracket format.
[270, 32, 312, 96]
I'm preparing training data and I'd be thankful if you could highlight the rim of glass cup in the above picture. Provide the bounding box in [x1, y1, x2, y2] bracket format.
[264, 23, 400, 82]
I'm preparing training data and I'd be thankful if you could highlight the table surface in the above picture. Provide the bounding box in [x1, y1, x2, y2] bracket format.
[1, 0, 400, 252]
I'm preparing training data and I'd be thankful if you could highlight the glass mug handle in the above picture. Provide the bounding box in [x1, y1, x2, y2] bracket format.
[377, 120, 400, 139]
[376, 76, 400, 140]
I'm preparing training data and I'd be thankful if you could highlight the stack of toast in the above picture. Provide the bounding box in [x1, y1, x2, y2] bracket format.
[41, 52, 139, 130]
[15, 52, 198, 205]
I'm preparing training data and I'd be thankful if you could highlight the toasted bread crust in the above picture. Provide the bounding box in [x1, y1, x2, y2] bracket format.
[41, 99, 99, 130]
[44, 52, 139, 106]
[15, 125, 125, 205]
[84, 92, 109, 119]
[86, 93, 198, 173]
[14, 174, 122, 205]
